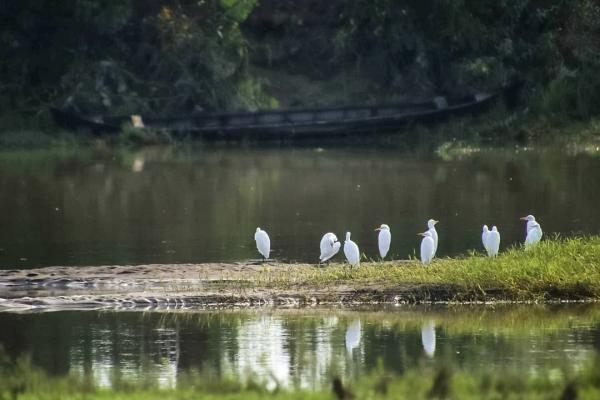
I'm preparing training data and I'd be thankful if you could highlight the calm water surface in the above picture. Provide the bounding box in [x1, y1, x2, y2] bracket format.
[0, 304, 599, 388]
[0, 142, 598, 267]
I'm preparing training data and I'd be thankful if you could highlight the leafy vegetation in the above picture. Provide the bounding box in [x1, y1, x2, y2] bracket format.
[2, 0, 600, 134]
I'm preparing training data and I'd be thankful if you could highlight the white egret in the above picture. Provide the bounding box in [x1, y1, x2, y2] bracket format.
[254, 227, 270, 260]
[421, 320, 436, 358]
[343, 232, 360, 267]
[487, 226, 500, 257]
[427, 219, 439, 257]
[375, 224, 391, 259]
[521, 215, 543, 248]
[319, 232, 341, 263]
[481, 225, 490, 254]
[418, 231, 435, 265]
[520, 214, 538, 233]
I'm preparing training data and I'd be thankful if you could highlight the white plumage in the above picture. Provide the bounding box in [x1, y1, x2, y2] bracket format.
[481, 225, 490, 254]
[254, 227, 270, 260]
[419, 231, 435, 265]
[487, 226, 500, 257]
[521, 215, 543, 248]
[319, 232, 341, 263]
[343, 232, 360, 267]
[375, 224, 391, 259]
[525, 223, 543, 248]
[427, 219, 439, 257]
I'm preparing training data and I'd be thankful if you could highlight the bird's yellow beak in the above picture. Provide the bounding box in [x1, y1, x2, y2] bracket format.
[374, 227, 381, 231]
[417, 232, 426, 236]
[433, 220, 439, 225]
[519, 216, 528, 220]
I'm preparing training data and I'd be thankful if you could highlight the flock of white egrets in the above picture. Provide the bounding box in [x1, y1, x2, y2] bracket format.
[254, 214, 543, 266]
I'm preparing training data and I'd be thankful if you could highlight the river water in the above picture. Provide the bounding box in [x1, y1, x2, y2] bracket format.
[0, 142, 598, 267]
[0, 304, 599, 388]
[0, 141, 599, 388]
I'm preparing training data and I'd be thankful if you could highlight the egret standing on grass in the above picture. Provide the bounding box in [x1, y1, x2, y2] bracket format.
[418, 231, 435, 265]
[487, 226, 500, 257]
[481, 225, 490, 254]
[319, 232, 341, 263]
[427, 219, 439, 257]
[254, 227, 270, 260]
[343, 232, 360, 267]
[375, 224, 391, 259]
[520, 215, 543, 248]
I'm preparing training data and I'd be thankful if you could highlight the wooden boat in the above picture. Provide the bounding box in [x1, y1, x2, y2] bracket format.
[51, 91, 498, 140]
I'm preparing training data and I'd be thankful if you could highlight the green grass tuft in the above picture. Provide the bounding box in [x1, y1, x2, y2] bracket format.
[255, 236, 600, 301]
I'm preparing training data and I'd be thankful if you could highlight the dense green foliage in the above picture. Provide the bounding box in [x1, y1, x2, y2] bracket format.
[2, 347, 600, 399]
[1, 0, 600, 129]
[0, 0, 268, 122]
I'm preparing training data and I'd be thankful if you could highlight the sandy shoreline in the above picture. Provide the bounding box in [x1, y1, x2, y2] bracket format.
[0, 262, 295, 285]
[0, 262, 594, 312]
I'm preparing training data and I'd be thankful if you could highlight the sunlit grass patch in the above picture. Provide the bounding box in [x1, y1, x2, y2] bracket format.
[257, 236, 600, 301]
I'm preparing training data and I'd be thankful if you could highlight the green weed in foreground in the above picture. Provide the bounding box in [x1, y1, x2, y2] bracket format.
[2, 349, 600, 400]
[258, 236, 600, 301]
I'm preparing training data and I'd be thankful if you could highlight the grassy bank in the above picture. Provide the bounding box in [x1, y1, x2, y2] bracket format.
[0, 237, 598, 309]
[257, 236, 600, 302]
[2, 350, 600, 400]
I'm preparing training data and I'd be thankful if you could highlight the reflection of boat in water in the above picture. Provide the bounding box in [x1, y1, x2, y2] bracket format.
[421, 320, 436, 358]
[50, 92, 499, 140]
[345, 319, 362, 353]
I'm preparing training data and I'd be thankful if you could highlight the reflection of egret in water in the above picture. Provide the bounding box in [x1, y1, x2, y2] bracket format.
[345, 319, 361, 354]
[421, 320, 436, 358]
[132, 157, 145, 172]
[225, 315, 290, 390]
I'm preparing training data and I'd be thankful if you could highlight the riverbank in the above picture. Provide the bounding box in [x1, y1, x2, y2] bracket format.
[2, 106, 600, 148]
[0, 237, 598, 311]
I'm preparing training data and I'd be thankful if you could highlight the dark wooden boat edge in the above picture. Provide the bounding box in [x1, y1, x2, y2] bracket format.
[50, 91, 500, 140]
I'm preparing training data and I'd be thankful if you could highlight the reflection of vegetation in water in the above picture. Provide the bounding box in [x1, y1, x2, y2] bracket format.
[151, 303, 600, 340]
[154, 304, 600, 380]
[435, 138, 600, 163]
[3, 304, 600, 393]
[435, 141, 482, 161]
[0, 143, 599, 266]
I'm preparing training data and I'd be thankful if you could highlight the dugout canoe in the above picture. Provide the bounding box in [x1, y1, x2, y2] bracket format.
[51, 91, 498, 140]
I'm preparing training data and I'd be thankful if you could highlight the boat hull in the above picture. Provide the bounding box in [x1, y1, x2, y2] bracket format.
[51, 92, 498, 140]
